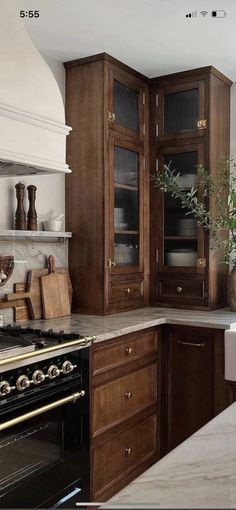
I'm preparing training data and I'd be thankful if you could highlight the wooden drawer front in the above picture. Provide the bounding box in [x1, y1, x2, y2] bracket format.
[109, 280, 143, 303]
[92, 363, 157, 434]
[93, 413, 157, 495]
[159, 279, 204, 301]
[93, 330, 157, 374]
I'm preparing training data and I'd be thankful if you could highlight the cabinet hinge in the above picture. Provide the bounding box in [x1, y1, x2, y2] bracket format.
[197, 258, 206, 268]
[156, 249, 159, 263]
[143, 92, 145, 105]
[156, 94, 159, 107]
[143, 123, 146, 135]
[156, 124, 159, 137]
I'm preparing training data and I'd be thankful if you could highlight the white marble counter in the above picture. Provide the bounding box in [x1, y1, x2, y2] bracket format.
[12, 306, 236, 343]
[106, 403, 236, 509]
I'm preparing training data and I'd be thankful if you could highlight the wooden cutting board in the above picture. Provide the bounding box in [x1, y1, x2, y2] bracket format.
[40, 255, 71, 319]
[4, 262, 72, 320]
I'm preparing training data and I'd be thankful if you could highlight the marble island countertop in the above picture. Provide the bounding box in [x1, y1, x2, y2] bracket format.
[13, 306, 236, 343]
[106, 402, 236, 509]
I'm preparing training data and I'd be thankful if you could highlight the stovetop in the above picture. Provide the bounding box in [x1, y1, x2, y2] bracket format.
[0, 325, 83, 356]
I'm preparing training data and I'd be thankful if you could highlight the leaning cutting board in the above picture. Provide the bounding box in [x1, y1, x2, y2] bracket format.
[40, 255, 71, 319]
[5, 262, 72, 320]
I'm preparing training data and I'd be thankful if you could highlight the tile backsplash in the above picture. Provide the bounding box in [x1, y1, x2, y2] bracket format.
[0, 241, 68, 323]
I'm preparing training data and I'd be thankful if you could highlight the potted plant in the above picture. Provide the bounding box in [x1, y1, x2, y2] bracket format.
[153, 156, 236, 311]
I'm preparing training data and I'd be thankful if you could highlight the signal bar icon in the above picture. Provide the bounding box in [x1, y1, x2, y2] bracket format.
[186, 10, 197, 18]
[200, 10, 208, 17]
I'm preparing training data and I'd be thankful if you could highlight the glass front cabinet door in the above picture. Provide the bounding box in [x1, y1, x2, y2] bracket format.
[107, 68, 146, 140]
[156, 80, 206, 141]
[156, 143, 206, 274]
[108, 137, 144, 274]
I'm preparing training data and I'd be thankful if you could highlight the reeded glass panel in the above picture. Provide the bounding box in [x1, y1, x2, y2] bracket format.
[163, 151, 198, 267]
[114, 80, 139, 131]
[114, 146, 139, 266]
[164, 89, 199, 135]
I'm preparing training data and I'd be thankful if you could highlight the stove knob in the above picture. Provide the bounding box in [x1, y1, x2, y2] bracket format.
[32, 370, 45, 385]
[0, 380, 12, 396]
[62, 361, 77, 375]
[16, 375, 31, 391]
[47, 365, 60, 379]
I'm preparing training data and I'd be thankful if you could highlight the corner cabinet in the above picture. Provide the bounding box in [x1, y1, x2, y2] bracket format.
[150, 67, 232, 310]
[64, 53, 149, 314]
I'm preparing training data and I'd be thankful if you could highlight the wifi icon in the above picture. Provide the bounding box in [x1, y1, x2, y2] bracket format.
[200, 10, 208, 17]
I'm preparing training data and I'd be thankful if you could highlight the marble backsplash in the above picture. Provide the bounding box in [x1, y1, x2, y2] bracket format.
[0, 241, 68, 323]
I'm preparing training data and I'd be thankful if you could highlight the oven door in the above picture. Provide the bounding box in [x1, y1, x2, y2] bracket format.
[0, 382, 90, 509]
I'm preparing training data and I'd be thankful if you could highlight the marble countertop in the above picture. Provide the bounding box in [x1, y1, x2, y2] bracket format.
[106, 402, 236, 509]
[12, 306, 236, 343]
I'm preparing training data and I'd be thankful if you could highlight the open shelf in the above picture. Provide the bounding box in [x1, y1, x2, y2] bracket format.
[164, 236, 198, 240]
[114, 183, 138, 191]
[115, 230, 138, 235]
[0, 230, 72, 243]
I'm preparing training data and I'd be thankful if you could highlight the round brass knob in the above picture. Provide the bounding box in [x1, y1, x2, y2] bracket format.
[16, 375, 31, 391]
[125, 447, 132, 456]
[47, 365, 60, 380]
[125, 347, 133, 355]
[32, 370, 45, 385]
[0, 380, 11, 396]
[125, 391, 133, 400]
[176, 286, 183, 293]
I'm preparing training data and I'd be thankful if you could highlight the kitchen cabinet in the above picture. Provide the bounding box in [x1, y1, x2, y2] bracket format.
[64, 53, 149, 314]
[150, 66, 232, 309]
[91, 328, 160, 501]
[165, 325, 228, 451]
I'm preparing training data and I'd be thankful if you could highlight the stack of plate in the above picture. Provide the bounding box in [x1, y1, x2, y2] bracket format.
[115, 245, 138, 265]
[179, 174, 197, 188]
[166, 249, 197, 267]
[114, 208, 128, 229]
[177, 219, 197, 236]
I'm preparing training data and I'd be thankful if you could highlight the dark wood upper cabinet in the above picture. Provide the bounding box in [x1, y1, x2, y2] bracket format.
[150, 66, 232, 310]
[108, 67, 146, 140]
[64, 53, 149, 314]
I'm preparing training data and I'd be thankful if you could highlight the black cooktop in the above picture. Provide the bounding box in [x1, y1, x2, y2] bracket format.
[0, 325, 83, 354]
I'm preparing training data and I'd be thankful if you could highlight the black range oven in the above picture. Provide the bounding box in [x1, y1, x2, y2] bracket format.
[0, 341, 90, 509]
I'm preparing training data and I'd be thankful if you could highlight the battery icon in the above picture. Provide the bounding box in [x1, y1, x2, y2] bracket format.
[212, 10, 227, 17]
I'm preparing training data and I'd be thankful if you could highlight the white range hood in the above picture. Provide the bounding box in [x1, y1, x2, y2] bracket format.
[0, 0, 72, 176]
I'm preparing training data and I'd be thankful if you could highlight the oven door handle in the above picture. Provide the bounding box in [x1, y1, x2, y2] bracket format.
[0, 390, 85, 432]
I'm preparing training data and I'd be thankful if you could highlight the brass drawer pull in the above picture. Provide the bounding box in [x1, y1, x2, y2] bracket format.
[176, 286, 183, 293]
[125, 447, 132, 456]
[178, 340, 205, 348]
[125, 347, 133, 355]
[124, 287, 131, 294]
[125, 391, 133, 399]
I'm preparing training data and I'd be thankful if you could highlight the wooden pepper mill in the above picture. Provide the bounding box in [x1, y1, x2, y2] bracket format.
[15, 182, 26, 230]
[27, 185, 38, 231]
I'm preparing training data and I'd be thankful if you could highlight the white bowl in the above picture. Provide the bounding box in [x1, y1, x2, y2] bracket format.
[167, 250, 197, 267]
[43, 220, 62, 232]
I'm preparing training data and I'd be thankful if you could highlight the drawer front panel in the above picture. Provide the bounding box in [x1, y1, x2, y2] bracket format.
[159, 279, 204, 301]
[93, 413, 157, 494]
[109, 280, 143, 303]
[92, 363, 157, 434]
[93, 329, 157, 374]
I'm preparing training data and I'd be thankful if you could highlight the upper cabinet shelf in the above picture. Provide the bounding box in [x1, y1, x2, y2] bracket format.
[0, 230, 72, 243]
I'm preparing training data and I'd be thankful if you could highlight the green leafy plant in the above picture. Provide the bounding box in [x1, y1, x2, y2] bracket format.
[153, 156, 236, 266]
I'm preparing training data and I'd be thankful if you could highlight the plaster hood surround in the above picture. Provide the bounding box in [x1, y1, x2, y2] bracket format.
[0, 0, 71, 176]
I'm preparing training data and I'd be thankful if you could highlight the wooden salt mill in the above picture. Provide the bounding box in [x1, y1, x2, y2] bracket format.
[15, 182, 26, 230]
[27, 185, 38, 231]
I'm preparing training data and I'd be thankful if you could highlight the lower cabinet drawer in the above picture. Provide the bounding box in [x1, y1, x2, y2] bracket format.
[93, 413, 157, 495]
[109, 279, 143, 303]
[92, 363, 157, 435]
[93, 329, 158, 375]
[159, 279, 204, 301]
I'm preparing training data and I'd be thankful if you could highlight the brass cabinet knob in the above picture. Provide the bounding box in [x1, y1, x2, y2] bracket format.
[125, 391, 133, 399]
[124, 287, 131, 294]
[176, 286, 183, 293]
[125, 347, 133, 355]
[125, 447, 132, 456]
